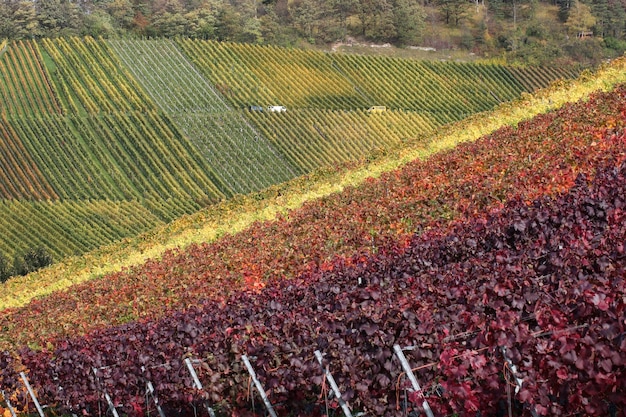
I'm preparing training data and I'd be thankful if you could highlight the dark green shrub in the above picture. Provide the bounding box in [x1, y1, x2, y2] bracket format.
[13, 247, 53, 277]
[604, 36, 626, 53]
[0, 253, 11, 283]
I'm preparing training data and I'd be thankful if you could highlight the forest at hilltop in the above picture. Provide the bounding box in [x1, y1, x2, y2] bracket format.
[1, 0, 626, 66]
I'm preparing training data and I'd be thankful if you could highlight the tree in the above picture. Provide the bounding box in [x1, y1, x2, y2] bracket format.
[329, 0, 356, 41]
[393, 0, 425, 44]
[290, 0, 319, 40]
[36, 0, 83, 37]
[557, 0, 573, 22]
[184, 2, 218, 38]
[150, 10, 188, 36]
[83, 9, 115, 37]
[0, 0, 39, 39]
[354, 0, 396, 41]
[436, 0, 469, 25]
[0, 252, 11, 283]
[13, 247, 53, 277]
[106, 0, 135, 31]
[215, 4, 243, 41]
[227, 0, 269, 43]
[591, 0, 626, 39]
[242, 12, 263, 42]
[565, 0, 596, 35]
[289, 0, 344, 42]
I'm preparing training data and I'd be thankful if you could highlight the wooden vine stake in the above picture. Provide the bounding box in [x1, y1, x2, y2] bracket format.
[183, 358, 217, 417]
[314, 350, 353, 417]
[19, 372, 45, 417]
[392, 345, 435, 417]
[1, 389, 17, 417]
[241, 355, 278, 417]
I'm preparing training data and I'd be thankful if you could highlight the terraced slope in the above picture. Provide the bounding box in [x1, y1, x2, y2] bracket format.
[0, 199, 163, 260]
[176, 38, 577, 119]
[108, 39, 229, 113]
[2, 72, 624, 351]
[0, 114, 56, 200]
[175, 38, 578, 171]
[177, 38, 370, 110]
[331, 55, 577, 118]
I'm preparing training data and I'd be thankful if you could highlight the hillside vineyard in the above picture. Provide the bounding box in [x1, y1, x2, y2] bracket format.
[1, 75, 625, 415]
[0, 37, 578, 265]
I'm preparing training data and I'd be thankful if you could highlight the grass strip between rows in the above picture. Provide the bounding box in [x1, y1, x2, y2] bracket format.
[1, 58, 626, 311]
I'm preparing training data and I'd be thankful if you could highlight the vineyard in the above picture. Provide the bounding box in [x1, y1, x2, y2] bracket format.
[107, 39, 229, 114]
[0, 38, 231, 260]
[5, 36, 623, 417]
[0, 199, 164, 260]
[0, 36, 579, 263]
[175, 38, 578, 121]
[0, 70, 624, 415]
[107, 39, 299, 195]
[248, 108, 439, 172]
[175, 39, 369, 111]
[0, 40, 60, 118]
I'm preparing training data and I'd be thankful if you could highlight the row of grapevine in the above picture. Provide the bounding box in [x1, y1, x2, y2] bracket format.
[0, 37, 582, 275]
[0, 38, 238, 264]
[331, 53, 539, 118]
[176, 38, 370, 110]
[0, 114, 57, 200]
[41, 37, 154, 115]
[171, 112, 300, 194]
[5, 157, 625, 416]
[1, 82, 623, 354]
[507, 65, 578, 92]
[107, 39, 299, 195]
[0, 40, 60, 118]
[0, 199, 164, 261]
[249, 109, 439, 173]
[108, 39, 230, 113]
[174, 38, 578, 117]
[0, 109, 229, 256]
[79, 110, 228, 207]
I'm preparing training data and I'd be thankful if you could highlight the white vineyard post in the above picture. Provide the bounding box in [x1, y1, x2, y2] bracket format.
[140, 366, 167, 417]
[183, 358, 216, 417]
[241, 355, 278, 417]
[145, 380, 166, 417]
[314, 350, 353, 417]
[1, 389, 18, 417]
[19, 372, 45, 417]
[92, 367, 120, 417]
[392, 345, 435, 417]
[104, 392, 120, 417]
[501, 347, 538, 417]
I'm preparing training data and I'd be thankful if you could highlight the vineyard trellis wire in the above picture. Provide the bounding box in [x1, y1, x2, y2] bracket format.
[1, 322, 593, 417]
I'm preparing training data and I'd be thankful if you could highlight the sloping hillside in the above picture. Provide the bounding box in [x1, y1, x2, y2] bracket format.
[0, 37, 580, 268]
[1, 66, 624, 416]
